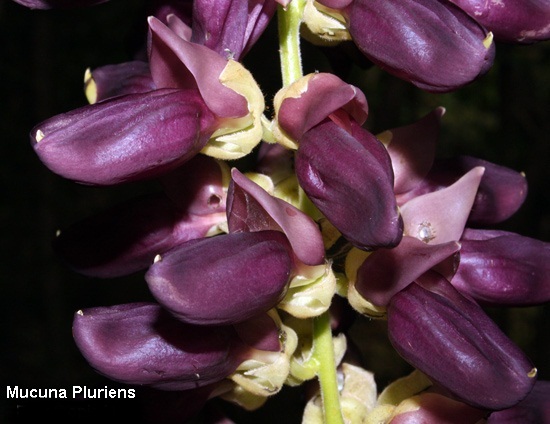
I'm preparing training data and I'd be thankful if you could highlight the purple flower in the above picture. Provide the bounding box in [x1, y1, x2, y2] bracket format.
[450, 228, 550, 306]
[145, 231, 293, 325]
[311, 0, 495, 92]
[73, 303, 284, 391]
[31, 15, 265, 185]
[72, 303, 245, 390]
[32, 89, 218, 185]
[447, 0, 550, 43]
[273, 73, 402, 251]
[387, 273, 537, 410]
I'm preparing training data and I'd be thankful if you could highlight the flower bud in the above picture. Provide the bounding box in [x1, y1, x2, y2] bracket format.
[32, 88, 218, 185]
[72, 303, 244, 390]
[347, 0, 495, 92]
[451, 229, 550, 306]
[145, 231, 293, 325]
[296, 118, 402, 250]
[387, 274, 537, 410]
[448, 0, 550, 43]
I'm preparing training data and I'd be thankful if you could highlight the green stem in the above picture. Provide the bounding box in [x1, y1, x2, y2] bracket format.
[313, 311, 345, 424]
[277, 0, 306, 86]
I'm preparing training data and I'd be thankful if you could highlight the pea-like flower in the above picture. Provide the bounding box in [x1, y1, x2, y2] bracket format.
[273, 73, 402, 251]
[31, 15, 265, 185]
[306, 0, 495, 92]
[387, 273, 537, 410]
[451, 228, 550, 306]
[72, 302, 285, 391]
[447, 0, 550, 43]
[145, 230, 294, 325]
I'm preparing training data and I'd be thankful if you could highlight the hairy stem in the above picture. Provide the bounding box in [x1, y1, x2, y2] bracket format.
[278, 0, 305, 86]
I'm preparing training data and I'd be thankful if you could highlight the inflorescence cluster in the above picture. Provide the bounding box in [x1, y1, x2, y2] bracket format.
[14, 0, 550, 422]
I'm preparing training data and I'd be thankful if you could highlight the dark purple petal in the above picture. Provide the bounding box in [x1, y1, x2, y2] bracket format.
[191, 0, 277, 60]
[73, 303, 243, 390]
[388, 274, 537, 410]
[12, 0, 108, 9]
[31, 88, 218, 185]
[487, 381, 550, 423]
[227, 168, 325, 265]
[355, 236, 460, 306]
[85, 61, 155, 103]
[448, 0, 550, 43]
[145, 231, 293, 325]
[452, 229, 550, 306]
[296, 118, 402, 250]
[348, 0, 495, 92]
[53, 191, 225, 278]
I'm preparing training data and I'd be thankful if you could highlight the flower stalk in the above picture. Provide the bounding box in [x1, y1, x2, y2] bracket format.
[278, 0, 306, 86]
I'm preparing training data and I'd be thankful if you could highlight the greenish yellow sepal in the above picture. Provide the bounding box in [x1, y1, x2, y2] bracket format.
[202, 60, 265, 160]
[278, 262, 337, 318]
[377, 369, 432, 407]
[229, 311, 297, 397]
[302, 0, 351, 45]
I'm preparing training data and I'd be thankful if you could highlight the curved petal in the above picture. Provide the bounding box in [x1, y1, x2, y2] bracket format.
[348, 0, 495, 92]
[388, 275, 537, 410]
[378, 107, 443, 195]
[84, 61, 155, 104]
[296, 119, 402, 250]
[73, 303, 243, 390]
[355, 236, 460, 306]
[145, 231, 293, 325]
[31, 88, 218, 185]
[148, 16, 248, 118]
[400, 167, 484, 244]
[227, 168, 325, 265]
[452, 229, 550, 306]
[275, 72, 368, 145]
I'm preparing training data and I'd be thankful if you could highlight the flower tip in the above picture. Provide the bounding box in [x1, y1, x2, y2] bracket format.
[483, 32, 494, 50]
[34, 129, 45, 143]
[528, 367, 538, 378]
[84, 68, 98, 104]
